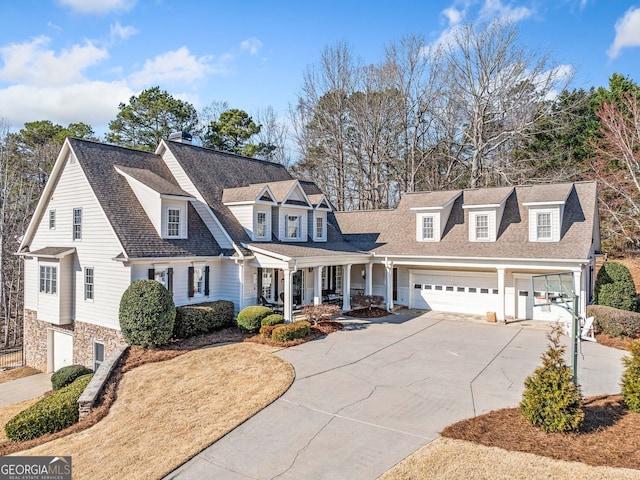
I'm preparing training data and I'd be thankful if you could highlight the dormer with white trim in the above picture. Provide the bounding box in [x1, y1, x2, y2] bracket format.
[308, 193, 332, 242]
[222, 184, 276, 241]
[462, 187, 514, 242]
[409, 190, 461, 242]
[276, 181, 313, 242]
[115, 165, 193, 239]
[522, 183, 573, 243]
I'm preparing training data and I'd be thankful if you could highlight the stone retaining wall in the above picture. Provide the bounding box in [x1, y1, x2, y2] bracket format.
[78, 345, 127, 419]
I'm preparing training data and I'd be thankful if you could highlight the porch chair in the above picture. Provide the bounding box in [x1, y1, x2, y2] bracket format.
[580, 316, 596, 342]
[260, 295, 278, 308]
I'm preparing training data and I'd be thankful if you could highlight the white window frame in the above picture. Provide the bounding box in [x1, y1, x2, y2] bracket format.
[49, 210, 56, 230]
[84, 267, 94, 301]
[167, 208, 181, 238]
[475, 214, 489, 240]
[72, 208, 82, 241]
[255, 210, 267, 239]
[194, 267, 204, 297]
[39, 265, 57, 294]
[154, 266, 168, 289]
[93, 341, 105, 372]
[315, 215, 324, 240]
[286, 214, 301, 239]
[421, 215, 435, 241]
[536, 212, 552, 240]
[335, 265, 343, 293]
[261, 268, 273, 300]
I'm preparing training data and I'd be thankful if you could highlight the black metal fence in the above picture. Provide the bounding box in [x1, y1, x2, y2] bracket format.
[0, 346, 24, 370]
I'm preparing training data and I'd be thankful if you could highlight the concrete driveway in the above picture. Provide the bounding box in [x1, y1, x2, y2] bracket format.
[167, 311, 626, 480]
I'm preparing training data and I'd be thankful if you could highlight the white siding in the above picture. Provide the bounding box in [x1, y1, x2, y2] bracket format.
[161, 199, 188, 238]
[121, 175, 162, 235]
[468, 210, 497, 242]
[24, 258, 38, 310]
[160, 147, 233, 248]
[29, 155, 131, 330]
[528, 206, 561, 242]
[36, 260, 60, 324]
[227, 205, 253, 238]
[243, 263, 258, 308]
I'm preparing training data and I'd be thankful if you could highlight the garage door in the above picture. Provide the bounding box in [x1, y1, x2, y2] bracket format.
[53, 331, 73, 372]
[410, 272, 499, 315]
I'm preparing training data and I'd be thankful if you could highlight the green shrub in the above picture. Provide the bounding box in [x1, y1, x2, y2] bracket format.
[594, 261, 638, 312]
[119, 280, 176, 347]
[272, 321, 311, 343]
[261, 314, 285, 327]
[5, 374, 93, 442]
[259, 325, 276, 338]
[520, 324, 584, 433]
[622, 340, 640, 412]
[173, 300, 235, 338]
[237, 306, 273, 333]
[51, 364, 92, 391]
[587, 304, 640, 338]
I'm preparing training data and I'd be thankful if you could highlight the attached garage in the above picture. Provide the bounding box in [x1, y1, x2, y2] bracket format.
[51, 330, 73, 372]
[410, 270, 499, 315]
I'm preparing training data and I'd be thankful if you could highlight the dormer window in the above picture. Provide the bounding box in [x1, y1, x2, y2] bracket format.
[163, 204, 187, 239]
[167, 209, 180, 237]
[475, 214, 489, 240]
[256, 211, 267, 238]
[536, 212, 552, 240]
[422, 216, 434, 240]
[316, 216, 324, 239]
[286, 215, 301, 239]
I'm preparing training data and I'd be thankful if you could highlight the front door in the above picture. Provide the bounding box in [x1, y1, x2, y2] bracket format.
[516, 278, 533, 319]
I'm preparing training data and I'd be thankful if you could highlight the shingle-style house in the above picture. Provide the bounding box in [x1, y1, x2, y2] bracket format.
[18, 136, 600, 372]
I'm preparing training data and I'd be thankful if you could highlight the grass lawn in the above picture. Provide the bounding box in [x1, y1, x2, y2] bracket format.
[3, 342, 294, 480]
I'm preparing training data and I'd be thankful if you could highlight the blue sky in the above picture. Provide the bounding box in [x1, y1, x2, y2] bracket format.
[1, 0, 639, 136]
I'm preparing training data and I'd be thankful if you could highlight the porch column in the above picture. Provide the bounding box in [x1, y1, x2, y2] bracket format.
[283, 268, 293, 322]
[314, 266, 323, 305]
[497, 268, 505, 322]
[365, 263, 373, 296]
[385, 261, 394, 311]
[342, 264, 352, 311]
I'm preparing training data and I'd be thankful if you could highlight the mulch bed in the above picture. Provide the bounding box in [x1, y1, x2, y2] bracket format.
[344, 307, 391, 318]
[245, 320, 343, 347]
[441, 394, 640, 470]
[595, 332, 636, 351]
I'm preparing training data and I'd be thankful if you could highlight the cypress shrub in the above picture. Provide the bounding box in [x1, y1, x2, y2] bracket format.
[5, 374, 93, 442]
[520, 324, 584, 433]
[622, 340, 640, 412]
[51, 364, 92, 391]
[237, 306, 273, 333]
[119, 280, 176, 348]
[594, 261, 638, 312]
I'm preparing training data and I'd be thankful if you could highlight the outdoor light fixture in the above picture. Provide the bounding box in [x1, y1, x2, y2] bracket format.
[361, 269, 366, 279]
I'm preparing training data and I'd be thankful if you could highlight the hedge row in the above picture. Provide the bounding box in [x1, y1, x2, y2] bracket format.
[173, 300, 235, 338]
[51, 364, 92, 391]
[587, 304, 640, 338]
[5, 374, 93, 442]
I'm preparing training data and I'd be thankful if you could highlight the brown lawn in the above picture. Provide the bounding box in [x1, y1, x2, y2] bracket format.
[5, 343, 294, 480]
[0, 366, 40, 384]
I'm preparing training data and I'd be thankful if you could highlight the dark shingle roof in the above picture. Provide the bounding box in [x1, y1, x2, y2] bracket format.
[68, 138, 223, 259]
[115, 165, 193, 197]
[334, 182, 597, 260]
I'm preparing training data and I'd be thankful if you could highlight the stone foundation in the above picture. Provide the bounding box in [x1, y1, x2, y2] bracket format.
[23, 308, 125, 372]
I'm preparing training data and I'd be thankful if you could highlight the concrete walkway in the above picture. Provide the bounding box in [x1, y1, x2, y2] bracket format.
[0, 373, 51, 406]
[167, 311, 626, 480]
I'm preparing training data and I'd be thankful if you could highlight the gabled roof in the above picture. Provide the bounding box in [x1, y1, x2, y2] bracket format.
[462, 186, 514, 208]
[403, 190, 461, 210]
[66, 139, 223, 259]
[334, 182, 598, 261]
[221, 183, 275, 204]
[115, 165, 193, 198]
[520, 183, 573, 205]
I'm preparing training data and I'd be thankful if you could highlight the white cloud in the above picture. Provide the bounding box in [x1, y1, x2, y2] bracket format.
[0, 36, 108, 86]
[57, 0, 136, 14]
[608, 7, 640, 59]
[110, 22, 138, 42]
[0, 81, 133, 129]
[128, 47, 226, 88]
[479, 0, 534, 23]
[240, 37, 263, 55]
[442, 7, 464, 26]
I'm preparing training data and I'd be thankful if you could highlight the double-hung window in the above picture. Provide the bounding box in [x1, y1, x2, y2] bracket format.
[475, 214, 489, 240]
[93, 341, 104, 372]
[73, 208, 82, 240]
[39, 265, 57, 294]
[315, 216, 324, 239]
[195, 267, 204, 296]
[167, 209, 180, 237]
[537, 212, 552, 240]
[256, 211, 267, 238]
[286, 215, 300, 239]
[84, 267, 94, 300]
[49, 210, 56, 229]
[422, 216, 434, 240]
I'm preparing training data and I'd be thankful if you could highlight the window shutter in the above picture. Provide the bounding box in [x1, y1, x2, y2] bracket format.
[204, 266, 210, 296]
[167, 268, 173, 294]
[148, 268, 155, 280]
[188, 266, 194, 298]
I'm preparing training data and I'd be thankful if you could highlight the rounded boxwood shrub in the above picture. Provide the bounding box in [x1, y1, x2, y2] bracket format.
[587, 304, 640, 338]
[51, 364, 92, 391]
[237, 306, 273, 333]
[272, 320, 311, 343]
[520, 325, 583, 433]
[594, 261, 638, 312]
[261, 313, 285, 327]
[259, 325, 276, 338]
[173, 300, 235, 339]
[5, 374, 93, 442]
[119, 280, 176, 348]
[622, 339, 640, 412]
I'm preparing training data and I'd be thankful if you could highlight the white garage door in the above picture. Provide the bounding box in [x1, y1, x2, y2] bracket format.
[410, 272, 499, 315]
[53, 331, 73, 372]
